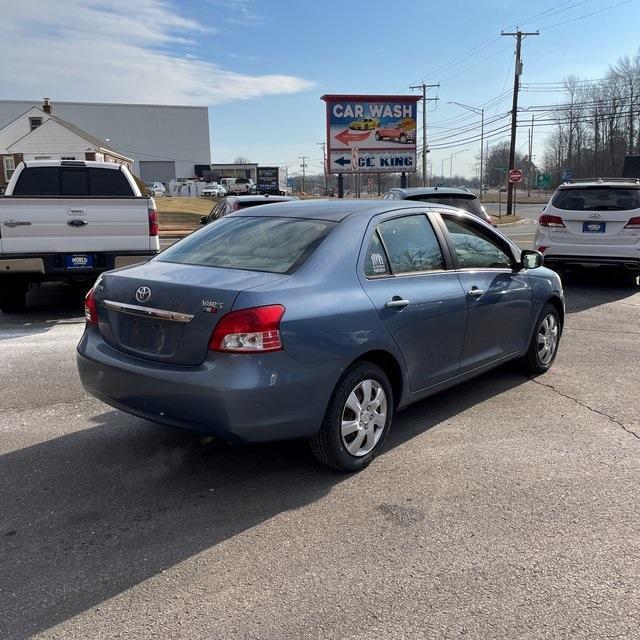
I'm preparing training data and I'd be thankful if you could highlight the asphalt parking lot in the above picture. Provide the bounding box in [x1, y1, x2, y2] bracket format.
[1, 228, 639, 639]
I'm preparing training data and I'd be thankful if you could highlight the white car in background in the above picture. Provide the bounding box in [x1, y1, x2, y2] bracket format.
[201, 182, 226, 197]
[144, 181, 166, 198]
[534, 179, 640, 279]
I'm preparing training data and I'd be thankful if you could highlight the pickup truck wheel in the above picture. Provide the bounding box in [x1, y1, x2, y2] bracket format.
[0, 280, 28, 313]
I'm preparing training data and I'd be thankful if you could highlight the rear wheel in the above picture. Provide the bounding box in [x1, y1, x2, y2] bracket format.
[375, 132, 381, 141]
[310, 362, 392, 472]
[521, 303, 560, 374]
[0, 278, 28, 313]
[399, 134, 407, 144]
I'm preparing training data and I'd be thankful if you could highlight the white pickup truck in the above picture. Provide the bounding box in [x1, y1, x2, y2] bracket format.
[0, 160, 159, 312]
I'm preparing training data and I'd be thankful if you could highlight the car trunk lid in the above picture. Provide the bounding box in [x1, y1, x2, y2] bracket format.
[96, 261, 281, 365]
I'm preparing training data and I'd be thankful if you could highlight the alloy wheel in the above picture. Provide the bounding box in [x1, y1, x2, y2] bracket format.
[340, 379, 387, 457]
[537, 313, 559, 365]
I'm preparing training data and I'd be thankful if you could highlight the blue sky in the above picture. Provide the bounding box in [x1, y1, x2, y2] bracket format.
[2, 0, 640, 178]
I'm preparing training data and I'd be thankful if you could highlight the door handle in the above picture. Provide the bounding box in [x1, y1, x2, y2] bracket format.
[467, 287, 485, 297]
[385, 297, 410, 309]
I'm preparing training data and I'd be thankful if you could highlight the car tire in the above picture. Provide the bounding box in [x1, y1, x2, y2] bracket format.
[399, 134, 407, 144]
[310, 361, 393, 472]
[0, 279, 27, 313]
[375, 132, 381, 141]
[521, 303, 561, 375]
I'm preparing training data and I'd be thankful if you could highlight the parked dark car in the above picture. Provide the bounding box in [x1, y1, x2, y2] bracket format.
[200, 195, 298, 224]
[78, 200, 563, 471]
[384, 187, 493, 225]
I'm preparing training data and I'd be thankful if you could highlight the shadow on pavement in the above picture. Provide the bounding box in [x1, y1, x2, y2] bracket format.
[561, 269, 639, 315]
[0, 366, 526, 639]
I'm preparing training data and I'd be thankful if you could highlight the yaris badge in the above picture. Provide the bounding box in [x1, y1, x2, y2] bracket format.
[202, 300, 224, 313]
[136, 286, 152, 303]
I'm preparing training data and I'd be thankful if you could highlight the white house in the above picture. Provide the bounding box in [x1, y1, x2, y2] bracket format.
[0, 99, 132, 188]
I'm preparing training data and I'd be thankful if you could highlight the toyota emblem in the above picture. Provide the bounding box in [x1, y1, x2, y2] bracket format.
[135, 286, 152, 303]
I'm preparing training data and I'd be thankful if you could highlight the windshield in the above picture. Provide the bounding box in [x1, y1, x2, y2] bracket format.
[404, 193, 484, 216]
[158, 216, 335, 274]
[552, 187, 640, 211]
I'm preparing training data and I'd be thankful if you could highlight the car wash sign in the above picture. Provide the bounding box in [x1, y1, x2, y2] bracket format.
[321, 94, 420, 173]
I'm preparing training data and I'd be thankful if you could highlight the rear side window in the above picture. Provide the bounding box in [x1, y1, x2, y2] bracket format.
[158, 216, 335, 274]
[552, 187, 640, 211]
[364, 231, 391, 277]
[377, 215, 444, 274]
[11, 167, 134, 196]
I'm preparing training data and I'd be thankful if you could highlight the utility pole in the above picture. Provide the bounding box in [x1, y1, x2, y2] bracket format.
[410, 83, 439, 187]
[501, 28, 539, 215]
[317, 142, 328, 194]
[527, 114, 534, 197]
[299, 156, 309, 194]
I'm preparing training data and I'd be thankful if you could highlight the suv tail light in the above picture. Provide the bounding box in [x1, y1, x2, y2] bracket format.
[208, 305, 285, 352]
[84, 288, 98, 326]
[539, 214, 565, 228]
[624, 216, 640, 229]
[148, 205, 159, 237]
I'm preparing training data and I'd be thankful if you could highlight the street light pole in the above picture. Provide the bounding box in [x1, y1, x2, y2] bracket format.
[448, 102, 485, 200]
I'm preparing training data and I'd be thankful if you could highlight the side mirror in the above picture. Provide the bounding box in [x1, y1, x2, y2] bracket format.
[200, 216, 208, 225]
[520, 249, 544, 270]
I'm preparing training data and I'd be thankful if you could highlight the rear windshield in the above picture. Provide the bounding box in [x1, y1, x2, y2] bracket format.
[404, 193, 483, 215]
[158, 216, 335, 274]
[236, 200, 284, 210]
[235, 178, 250, 184]
[552, 187, 640, 211]
[11, 167, 134, 196]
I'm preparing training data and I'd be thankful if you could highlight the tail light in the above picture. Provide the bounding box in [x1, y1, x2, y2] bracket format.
[624, 216, 640, 229]
[537, 246, 548, 254]
[230, 202, 240, 212]
[84, 288, 98, 326]
[209, 305, 285, 352]
[539, 214, 565, 228]
[148, 206, 159, 237]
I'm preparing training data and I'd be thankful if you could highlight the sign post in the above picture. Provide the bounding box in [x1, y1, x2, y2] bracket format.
[321, 94, 421, 197]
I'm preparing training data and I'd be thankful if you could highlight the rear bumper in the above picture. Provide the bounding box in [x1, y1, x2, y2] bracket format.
[76, 329, 339, 442]
[0, 251, 158, 278]
[542, 254, 640, 271]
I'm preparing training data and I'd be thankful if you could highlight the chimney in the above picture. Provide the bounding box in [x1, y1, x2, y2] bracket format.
[42, 98, 51, 114]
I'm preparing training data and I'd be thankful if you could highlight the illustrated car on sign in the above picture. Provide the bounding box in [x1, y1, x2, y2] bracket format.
[78, 200, 563, 472]
[375, 123, 416, 144]
[349, 118, 379, 131]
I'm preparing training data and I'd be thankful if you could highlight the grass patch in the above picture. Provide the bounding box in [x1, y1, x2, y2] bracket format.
[156, 197, 219, 216]
[491, 215, 522, 225]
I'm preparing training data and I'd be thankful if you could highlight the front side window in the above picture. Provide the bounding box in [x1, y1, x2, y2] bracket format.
[377, 215, 444, 274]
[159, 216, 335, 274]
[443, 216, 513, 269]
[364, 230, 391, 277]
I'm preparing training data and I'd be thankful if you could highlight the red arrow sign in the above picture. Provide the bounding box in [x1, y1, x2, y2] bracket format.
[334, 129, 372, 145]
[508, 169, 523, 183]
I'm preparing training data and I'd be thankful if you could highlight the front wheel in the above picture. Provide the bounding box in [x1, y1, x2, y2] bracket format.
[521, 303, 561, 374]
[310, 362, 393, 472]
[399, 134, 407, 144]
[375, 132, 381, 141]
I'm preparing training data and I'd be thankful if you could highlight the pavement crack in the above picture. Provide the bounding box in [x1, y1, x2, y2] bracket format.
[529, 377, 640, 441]
[564, 327, 640, 336]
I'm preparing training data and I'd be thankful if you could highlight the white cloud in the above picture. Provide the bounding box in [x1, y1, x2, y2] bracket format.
[0, 0, 314, 105]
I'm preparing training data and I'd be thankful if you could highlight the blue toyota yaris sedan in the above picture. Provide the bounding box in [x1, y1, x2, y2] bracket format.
[77, 200, 563, 471]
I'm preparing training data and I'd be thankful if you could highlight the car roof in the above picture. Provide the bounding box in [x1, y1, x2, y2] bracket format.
[232, 198, 448, 222]
[557, 180, 640, 189]
[388, 187, 477, 197]
[229, 195, 296, 202]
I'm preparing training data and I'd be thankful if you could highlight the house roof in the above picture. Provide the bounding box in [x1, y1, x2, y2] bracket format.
[5, 113, 132, 162]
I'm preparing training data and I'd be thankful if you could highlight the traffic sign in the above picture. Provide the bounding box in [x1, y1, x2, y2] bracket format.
[536, 173, 551, 188]
[508, 169, 523, 183]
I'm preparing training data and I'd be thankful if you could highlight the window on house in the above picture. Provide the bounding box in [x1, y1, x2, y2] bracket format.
[29, 117, 43, 131]
[3, 157, 15, 180]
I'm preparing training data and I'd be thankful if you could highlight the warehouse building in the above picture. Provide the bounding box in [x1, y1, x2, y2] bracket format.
[0, 99, 211, 183]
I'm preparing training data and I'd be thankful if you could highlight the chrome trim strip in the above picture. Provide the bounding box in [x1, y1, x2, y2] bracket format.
[103, 300, 194, 323]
